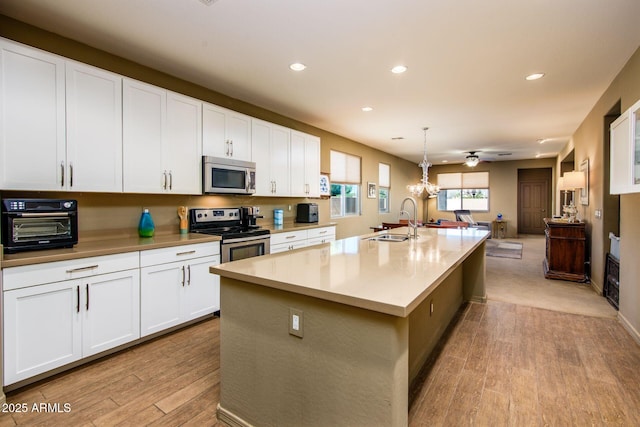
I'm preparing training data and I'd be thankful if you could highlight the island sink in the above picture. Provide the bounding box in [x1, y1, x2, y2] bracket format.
[365, 234, 409, 242]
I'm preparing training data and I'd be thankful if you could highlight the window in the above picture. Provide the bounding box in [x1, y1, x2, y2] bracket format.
[378, 163, 390, 213]
[330, 150, 361, 218]
[436, 172, 489, 211]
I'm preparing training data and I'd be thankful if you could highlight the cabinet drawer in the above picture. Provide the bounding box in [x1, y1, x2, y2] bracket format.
[140, 242, 219, 267]
[307, 226, 335, 239]
[270, 241, 308, 254]
[270, 230, 308, 246]
[3, 252, 139, 291]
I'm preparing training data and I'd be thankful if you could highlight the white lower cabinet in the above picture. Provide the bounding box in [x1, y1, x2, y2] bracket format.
[140, 243, 220, 337]
[2, 253, 140, 386]
[270, 226, 336, 254]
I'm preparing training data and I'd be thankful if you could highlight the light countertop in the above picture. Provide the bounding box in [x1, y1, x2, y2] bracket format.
[211, 227, 488, 317]
[1, 228, 220, 268]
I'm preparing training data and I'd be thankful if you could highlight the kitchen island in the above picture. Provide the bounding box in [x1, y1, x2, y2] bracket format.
[210, 227, 488, 427]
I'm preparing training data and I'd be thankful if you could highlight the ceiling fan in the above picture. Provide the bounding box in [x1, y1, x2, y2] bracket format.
[464, 151, 481, 167]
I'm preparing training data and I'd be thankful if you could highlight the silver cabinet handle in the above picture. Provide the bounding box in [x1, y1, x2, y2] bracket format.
[66, 265, 99, 273]
[230, 140, 234, 156]
[76, 285, 80, 313]
[176, 250, 196, 256]
[69, 163, 73, 187]
[181, 266, 186, 287]
[319, 230, 327, 234]
[61, 162, 65, 187]
[187, 265, 191, 286]
[86, 283, 90, 311]
[286, 235, 297, 239]
[162, 171, 167, 190]
[226, 140, 230, 156]
[169, 171, 173, 190]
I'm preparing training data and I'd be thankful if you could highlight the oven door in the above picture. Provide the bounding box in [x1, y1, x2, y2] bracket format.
[221, 235, 270, 263]
[3, 212, 78, 253]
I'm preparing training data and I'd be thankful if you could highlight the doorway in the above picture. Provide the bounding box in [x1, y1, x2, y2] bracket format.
[517, 168, 552, 234]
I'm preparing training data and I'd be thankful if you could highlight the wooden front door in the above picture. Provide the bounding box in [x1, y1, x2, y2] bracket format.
[518, 168, 552, 234]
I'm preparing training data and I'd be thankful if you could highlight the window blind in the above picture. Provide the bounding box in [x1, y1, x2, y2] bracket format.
[379, 163, 390, 187]
[331, 150, 361, 183]
[438, 172, 488, 189]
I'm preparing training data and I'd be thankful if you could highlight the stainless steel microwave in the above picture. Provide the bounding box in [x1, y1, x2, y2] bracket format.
[202, 156, 256, 195]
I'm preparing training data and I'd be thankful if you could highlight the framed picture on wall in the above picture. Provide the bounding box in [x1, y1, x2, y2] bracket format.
[367, 182, 377, 198]
[580, 158, 589, 205]
[319, 174, 330, 196]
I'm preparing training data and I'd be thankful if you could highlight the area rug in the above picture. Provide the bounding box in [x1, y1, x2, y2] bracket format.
[486, 240, 523, 259]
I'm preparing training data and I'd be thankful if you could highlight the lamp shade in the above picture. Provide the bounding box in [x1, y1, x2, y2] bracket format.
[563, 171, 585, 189]
[557, 177, 566, 190]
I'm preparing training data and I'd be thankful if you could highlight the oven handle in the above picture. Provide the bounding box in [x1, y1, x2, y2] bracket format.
[223, 234, 270, 244]
[15, 212, 72, 217]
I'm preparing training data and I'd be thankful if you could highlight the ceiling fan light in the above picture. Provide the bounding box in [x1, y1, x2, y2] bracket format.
[465, 156, 479, 167]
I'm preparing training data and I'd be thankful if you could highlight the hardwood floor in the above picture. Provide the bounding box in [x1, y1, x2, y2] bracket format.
[2, 302, 640, 426]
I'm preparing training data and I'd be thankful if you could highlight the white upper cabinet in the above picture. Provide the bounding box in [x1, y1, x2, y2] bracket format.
[166, 91, 202, 194]
[123, 78, 166, 193]
[0, 39, 66, 190]
[0, 39, 123, 192]
[252, 118, 290, 196]
[66, 61, 123, 192]
[123, 79, 201, 194]
[290, 130, 321, 197]
[610, 98, 640, 195]
[203, 103, 252, 161]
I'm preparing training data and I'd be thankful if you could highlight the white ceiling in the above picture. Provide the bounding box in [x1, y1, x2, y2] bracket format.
[2, 0, 640, 165]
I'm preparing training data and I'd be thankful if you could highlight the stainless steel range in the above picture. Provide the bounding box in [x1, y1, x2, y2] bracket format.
[189, 207, 270, 263]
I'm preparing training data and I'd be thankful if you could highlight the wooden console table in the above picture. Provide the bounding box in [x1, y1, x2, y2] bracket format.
[543, 218, 588, 282]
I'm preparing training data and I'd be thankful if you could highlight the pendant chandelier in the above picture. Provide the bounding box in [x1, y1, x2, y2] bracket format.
[407, 127, 440, 198]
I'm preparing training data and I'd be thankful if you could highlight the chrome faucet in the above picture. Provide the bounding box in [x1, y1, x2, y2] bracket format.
[399, 197, 418, 239]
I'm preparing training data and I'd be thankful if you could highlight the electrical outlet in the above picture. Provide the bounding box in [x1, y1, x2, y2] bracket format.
[430, 300, 434, 316]
[289, 308, 304, 338]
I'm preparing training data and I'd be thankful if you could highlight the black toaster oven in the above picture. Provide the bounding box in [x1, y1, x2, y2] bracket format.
[296, 203, 318, 223]
[2, 198, 78, 253]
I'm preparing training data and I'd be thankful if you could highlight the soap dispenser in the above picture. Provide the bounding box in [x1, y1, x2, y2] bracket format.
[138, 208, 155, 237]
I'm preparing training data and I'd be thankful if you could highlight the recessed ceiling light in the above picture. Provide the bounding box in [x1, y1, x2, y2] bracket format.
[362, 106, 373, 112]
[391, 65, 408, 74]
[289, 62, 306, 71]
[525, 72, 545, 81]
[442, 160, 448, 163]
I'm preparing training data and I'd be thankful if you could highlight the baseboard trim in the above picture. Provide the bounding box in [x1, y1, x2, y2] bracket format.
[618, 312, 640, 345]
[217, 404, 254, 427]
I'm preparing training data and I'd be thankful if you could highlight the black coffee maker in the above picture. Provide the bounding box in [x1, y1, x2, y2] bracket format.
[240, 206, 263, 229]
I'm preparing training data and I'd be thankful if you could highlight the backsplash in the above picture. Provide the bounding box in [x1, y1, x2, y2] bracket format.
[0, 191, 329, 234]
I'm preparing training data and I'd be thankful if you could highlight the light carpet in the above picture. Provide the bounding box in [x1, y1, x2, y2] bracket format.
[485, 235, 617, 318]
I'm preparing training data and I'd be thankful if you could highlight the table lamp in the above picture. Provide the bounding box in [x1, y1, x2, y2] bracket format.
[562, 171, 585, 222]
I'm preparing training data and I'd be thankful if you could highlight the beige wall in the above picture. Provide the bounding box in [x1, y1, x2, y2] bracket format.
[561, 45, 640, 340]
[426, 158, 557, 238]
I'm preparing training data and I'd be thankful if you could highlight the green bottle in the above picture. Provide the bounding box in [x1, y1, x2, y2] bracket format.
[138, 208, 155, 237]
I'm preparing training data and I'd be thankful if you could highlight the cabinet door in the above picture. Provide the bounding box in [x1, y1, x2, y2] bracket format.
[202, 102, 229, 158]
[183, 255, 220, 320]
[3, 281, 81, 385]
[290, 132, 307, 196]
[166, 92, 202, 194]
[252, 118, 274, 196]
[304, 134, 321, 197]
[140, 261, 184, 337]
[632, 102, 640, 192]
[123, 78, 166, 193]
[227, 111, 252, 161]
[610, 112, 631, 195]
[82, 269, 140, 357]
[66, 61, 123, 192]
[270, 124, 291, 196]
[0, 39, 66, 190]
